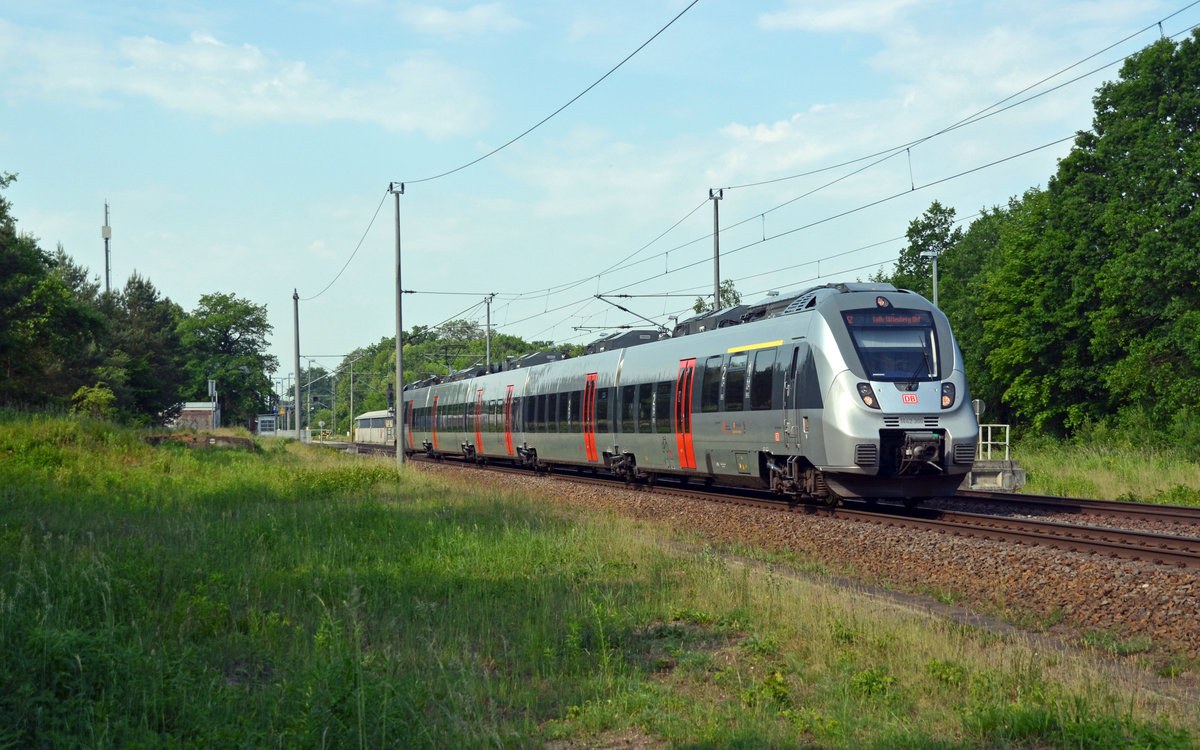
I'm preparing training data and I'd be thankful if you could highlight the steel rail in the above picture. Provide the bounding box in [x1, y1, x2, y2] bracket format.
[955, 489, 1200, 524]
[356, 444, 1200, 569]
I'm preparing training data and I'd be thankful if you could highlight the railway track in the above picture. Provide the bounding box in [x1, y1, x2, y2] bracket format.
[348, 442, 1200, 570]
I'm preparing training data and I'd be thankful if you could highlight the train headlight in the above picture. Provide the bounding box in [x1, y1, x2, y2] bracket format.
[857, 383, 880, 409]
[941, 382, 956, 409]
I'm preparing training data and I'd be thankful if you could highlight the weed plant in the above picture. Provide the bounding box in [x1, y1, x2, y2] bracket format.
[1, 410, 1195, 748]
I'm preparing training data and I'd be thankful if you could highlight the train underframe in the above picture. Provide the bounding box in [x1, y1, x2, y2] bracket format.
[416, 431, 966, 506]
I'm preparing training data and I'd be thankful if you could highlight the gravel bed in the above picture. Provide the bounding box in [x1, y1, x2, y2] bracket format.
[413, 462, 1200, 680]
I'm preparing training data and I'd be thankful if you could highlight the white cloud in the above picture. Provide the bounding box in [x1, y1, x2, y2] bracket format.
[758, 0, 926, 35]
[0, 23, 489, 137]
[397, 3, 524, 37]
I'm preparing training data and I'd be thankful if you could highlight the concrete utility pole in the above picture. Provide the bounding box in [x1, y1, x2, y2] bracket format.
[293, 290, 302, 441]
[709, 188, 723, 310]
[485, 293, 496, 370]
[389, 182, 405, 469]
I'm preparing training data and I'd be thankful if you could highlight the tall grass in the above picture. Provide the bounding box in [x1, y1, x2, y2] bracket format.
[1015, 434, 1200, 504]
[1, 410, 1195, 748]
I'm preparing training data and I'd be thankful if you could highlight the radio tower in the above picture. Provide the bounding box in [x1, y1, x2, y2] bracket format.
[102, 202, 112, 294]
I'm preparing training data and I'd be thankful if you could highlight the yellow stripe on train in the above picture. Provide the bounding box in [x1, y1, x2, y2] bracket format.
[726, 339, 783, 354]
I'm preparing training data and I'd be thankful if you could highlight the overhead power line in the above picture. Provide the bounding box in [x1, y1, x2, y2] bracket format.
[402, 0, 703, 185]
[503, 4, 1200, 305]
[299, 190, 389, 302]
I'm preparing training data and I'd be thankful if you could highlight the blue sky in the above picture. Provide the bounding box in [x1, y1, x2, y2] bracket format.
[3, 1, 1197, 388]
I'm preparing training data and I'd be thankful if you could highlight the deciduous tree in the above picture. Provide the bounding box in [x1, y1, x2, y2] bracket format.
[179, 292, 278, 426]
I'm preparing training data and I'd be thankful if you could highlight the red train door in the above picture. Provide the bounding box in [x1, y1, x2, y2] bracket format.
[405, 400, 415, 448]
[432, 396, 439, 450]
[474, 389, 484, 453]
[503, 385, 515, 456]
[675, 359, 696, 469]
[583, 373, 598, 462]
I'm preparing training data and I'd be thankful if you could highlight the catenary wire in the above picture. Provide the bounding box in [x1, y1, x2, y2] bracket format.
[400, 0, 702, 185]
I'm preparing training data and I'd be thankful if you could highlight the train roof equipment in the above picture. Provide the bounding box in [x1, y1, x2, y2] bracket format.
[584, 330, 664, 355]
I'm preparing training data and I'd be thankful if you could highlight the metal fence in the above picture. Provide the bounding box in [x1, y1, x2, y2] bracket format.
[976, 423, 1011, 461]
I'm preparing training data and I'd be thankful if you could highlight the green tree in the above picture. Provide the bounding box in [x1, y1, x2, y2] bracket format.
[99, 273, 189, 425]
[1070, 33, 1200, 429]
[974, 32, 1200, 434]
[0, 173, 104, 406]
[934, 202, 1011, 422]
[693, 279, 742, 313]
[179, 292, 278, 427]
[879, 200, 964, 299]
[71, 383, 116, 419]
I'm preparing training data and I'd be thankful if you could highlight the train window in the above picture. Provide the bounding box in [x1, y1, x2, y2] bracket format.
[596, 388, 610, 433]
[842, 308, 939, 381]
[700, 356, 722, 413]
[653, 381, 672, 432]
[620, 385, 637, 433]
[570, 390, 582, 433]
[525, 395, 536, 432]
[796, 344, 823, 410]
[546, 394, 557, 433]
[557, 392, 569, 433]
[638, 385, 653, 433]
[750, 349, 777, 410]
[532, 395, 543, 432]
[724, 353, 748, 411]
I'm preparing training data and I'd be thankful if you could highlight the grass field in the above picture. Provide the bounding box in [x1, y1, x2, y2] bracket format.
[1, 410, 1196, 748]
[1016, 436, 1200, 505]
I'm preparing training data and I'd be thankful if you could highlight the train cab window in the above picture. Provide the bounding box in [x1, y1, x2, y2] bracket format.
[620, 385, 637, 433]
[595, 388, 610, 433]
[750, 349, 778, 411]
[637, 385, 653, 432]
[653, 381, 672, 432]
[842, 308, 940, 381]
[724, 353, 748, 411]
[700, 356, 722, 413]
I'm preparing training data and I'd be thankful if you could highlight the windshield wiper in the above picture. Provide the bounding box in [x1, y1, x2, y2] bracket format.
[906, 350, 931, 386]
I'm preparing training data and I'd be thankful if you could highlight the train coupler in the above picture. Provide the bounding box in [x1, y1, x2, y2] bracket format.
[896, 432, 943, 475]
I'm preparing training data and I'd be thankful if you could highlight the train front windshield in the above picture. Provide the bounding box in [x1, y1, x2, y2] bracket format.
[842, 308, 939, 382]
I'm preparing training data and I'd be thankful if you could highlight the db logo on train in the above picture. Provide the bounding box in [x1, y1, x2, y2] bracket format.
[902, 393, 919, 404]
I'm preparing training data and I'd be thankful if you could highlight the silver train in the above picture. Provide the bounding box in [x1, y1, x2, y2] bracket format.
[357, 283, 980, 503]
